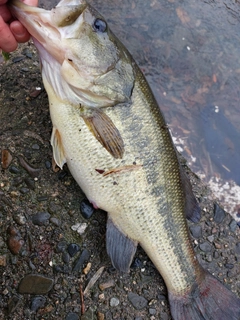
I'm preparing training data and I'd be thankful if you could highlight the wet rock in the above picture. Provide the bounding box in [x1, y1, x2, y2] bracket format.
[199, 242, 212, 252]
[189, 225, 202, 238]
[68, 243, 80, 257]
[229, 219, 237, 232]
[7, 226, 24, 255]
[18, 274, 54, 294]
[72, 249, 90, 272]
[30, 296, 46, 312]
[80, 199, 95, 219]
[7, 295, 21, 315]
[32, 212, 51, 225]
[127, 292, 148, 310]
[110, 297, 119, 307]
[213, 203, 226, 223]
[66, 312, 79, 320]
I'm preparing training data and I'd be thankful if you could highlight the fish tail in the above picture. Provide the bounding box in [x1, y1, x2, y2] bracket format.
[168, 270, 240, 320]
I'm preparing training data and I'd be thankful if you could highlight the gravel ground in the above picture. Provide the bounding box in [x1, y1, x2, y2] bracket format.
[0, 33, 240, 320]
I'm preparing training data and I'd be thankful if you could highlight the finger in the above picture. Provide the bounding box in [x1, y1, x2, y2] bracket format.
[0, 16, 18, 52]
[22, 0, 38, 6]
[10, 20, 30, 43]
[0, 4, 12, 22]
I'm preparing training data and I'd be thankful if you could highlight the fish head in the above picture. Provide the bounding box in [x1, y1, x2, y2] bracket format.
[10, 0, 135, 107]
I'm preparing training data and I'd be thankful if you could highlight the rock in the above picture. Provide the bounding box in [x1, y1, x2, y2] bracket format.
[189, 225, 202, 238]
[7, 226, 24, 255]
[62, 251, 70, 264]
[213, 203, 226, 223]
[0, 255, 7, 266]
[66, 312, 79, 320]
[207, 235, 214, 243]
[67, 243, 80, 257]
[110, 297, 119, 307]
[229, 220, 237, 232]
[235, 243, 240, 255]
[30, 296, 46, 312]
[199, 242, 212, 252]
[45, 160, 51, 169]
[18, 274, 54, 294]
[81, 307, 97, 320]
[24, 177, 35, 190]
[225, 263, 234, 269]
[99, 280, 115, 291]
[9, 166, 20, 174]
[31, 212, 51, 225]
[149, 308, 156, 315]
[1, 149, 13, 169]
[56, 240, 67, 253]
[73, 249, 90, 272]
[80, 199, 95, 219]
[127, 292, 148, 310]
[32, 143, 40, 150]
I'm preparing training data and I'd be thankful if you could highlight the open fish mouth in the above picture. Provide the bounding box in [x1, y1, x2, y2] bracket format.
[10, 0, 87, 64]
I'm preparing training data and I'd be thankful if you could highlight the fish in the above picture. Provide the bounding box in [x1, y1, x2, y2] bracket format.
[9, 0, 240, 319]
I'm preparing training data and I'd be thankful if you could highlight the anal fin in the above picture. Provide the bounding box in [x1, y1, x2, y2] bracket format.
[106, 217, 137, 272]
[50, 127, 66, 169]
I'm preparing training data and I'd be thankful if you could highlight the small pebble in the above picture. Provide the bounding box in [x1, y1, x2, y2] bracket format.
[213, 203, 226, 223]
[80, 199, 95, 219]
[1, 149, 13, 169]
[72, 249, 90, 272]
[62, 251, 70, 264]
[225, 263, 234, 269]
[7, 226, 24, 255]
[189, 225, 202, 238]
[18, 274, 54, 294]
[32, 144, 40, 150]
[149, 308, 156, 315]
[99, 280, 115, 291]
[30, 296, 46, 312]
[229, 220, 237, 232]
[207, 235, 214, 243]
[37, 195, 48, 202]
[66, 312, 79, 320]
[20, 187, 29, 194]
[56, 240, 67, 253]
[9, 166, 20, 174]
[97, 312, 104, 320]
[0, 255, 7, 266]
[127, 292, 148, 310]
[50, 217, 61, 226]
[45, 160, 51, 169]
[24, 177, 35, 190]
[110, 297, 120, 307]
[31, 212, 50, 226]
[199, 242, 212, 252]
[68, 243, 80, 257]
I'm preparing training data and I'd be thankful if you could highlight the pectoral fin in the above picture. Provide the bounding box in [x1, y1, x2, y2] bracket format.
[50, 127, 66, 169]
[106, 217, 137, 272]
[82, 108, 124, 159]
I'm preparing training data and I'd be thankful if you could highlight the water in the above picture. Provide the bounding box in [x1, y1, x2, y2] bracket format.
[39, 0, 240, 219]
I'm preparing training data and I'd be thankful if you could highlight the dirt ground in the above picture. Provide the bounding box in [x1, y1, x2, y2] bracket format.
[0, 11, 240, 320]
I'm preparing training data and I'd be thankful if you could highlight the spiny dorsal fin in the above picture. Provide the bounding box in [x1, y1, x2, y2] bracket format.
[82, 108, 124, 159]
[106, 217, 138, 273]
[50, 127, 66, 169]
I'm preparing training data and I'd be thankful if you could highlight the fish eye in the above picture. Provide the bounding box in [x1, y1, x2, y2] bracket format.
[93, 18, 107, 33]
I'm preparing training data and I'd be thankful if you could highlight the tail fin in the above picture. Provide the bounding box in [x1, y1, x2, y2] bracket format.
[168, 271, 240, 320]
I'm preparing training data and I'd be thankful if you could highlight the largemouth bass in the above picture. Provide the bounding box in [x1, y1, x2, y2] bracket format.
[10, 0, 240, 319]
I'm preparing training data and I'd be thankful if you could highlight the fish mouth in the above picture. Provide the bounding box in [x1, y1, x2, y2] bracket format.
[9, 0, 87, 64]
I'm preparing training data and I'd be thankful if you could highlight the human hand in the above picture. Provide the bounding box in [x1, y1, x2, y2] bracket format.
[0, 0, 38, 52]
